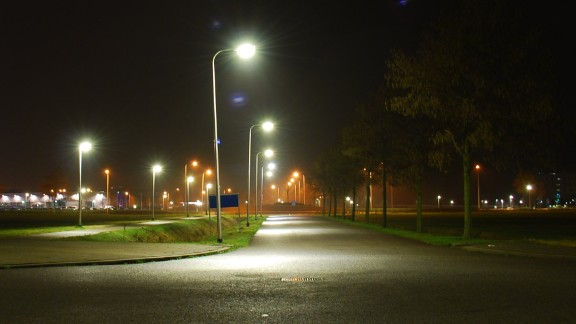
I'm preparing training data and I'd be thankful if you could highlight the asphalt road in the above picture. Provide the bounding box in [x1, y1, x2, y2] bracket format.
[2, 215, 575, 323]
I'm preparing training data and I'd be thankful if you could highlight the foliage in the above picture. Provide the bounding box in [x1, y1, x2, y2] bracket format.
[384, 0, 554, 238]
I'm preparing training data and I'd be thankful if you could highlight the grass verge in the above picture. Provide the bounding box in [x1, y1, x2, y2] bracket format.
[62, 216, 265, 251]
[327, 216, 493, 246]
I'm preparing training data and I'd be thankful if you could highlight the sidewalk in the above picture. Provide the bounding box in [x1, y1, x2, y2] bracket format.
[0, 220, 229, 269]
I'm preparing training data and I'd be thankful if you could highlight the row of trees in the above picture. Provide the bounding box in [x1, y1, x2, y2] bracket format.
[310, 1, 565, 239]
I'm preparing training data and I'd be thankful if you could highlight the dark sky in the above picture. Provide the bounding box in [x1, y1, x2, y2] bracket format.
[1, 1, 572, 203]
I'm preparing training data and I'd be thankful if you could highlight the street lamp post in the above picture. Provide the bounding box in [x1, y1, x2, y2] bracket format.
[186, 176, 194, 217]
[303, 174, 306, 205]
[255, 149, 273, 219]
[437, 195, 442, 209]
[247, 121, 273, 227]
[185, 161, 198, 217]
[526, 184, 533, 210]
[475, 164, 481, 210]
[77, 141, 91, 227]
[201, 169, 212, 215]
[261, 163, 275, 215]
[212, 43, 255, 243]
[152, 165, 161, 220]
[104, 169, 110, 213]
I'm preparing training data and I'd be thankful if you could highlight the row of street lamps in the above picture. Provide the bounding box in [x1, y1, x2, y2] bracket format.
[77, 44, 302, 243]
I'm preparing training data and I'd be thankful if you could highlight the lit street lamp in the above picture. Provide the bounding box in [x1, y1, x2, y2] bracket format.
[104, 169, 110, 213]
[151, 164, 162, 220]
[437, 195, 442, 209]
[185, 160, 198, 217]
[77, 141, 91, 227]
[475, 164, 481, 210]
[212, 43, 255, 243]
[186, 176, 194, 217]
[201, 169, 212, 215]
[271, 184, 279, 203]
[260, 164, 275, 216]
[526, 184, 533, 210]
[255, 149, 273, 219]
[247, 121, 273, 227]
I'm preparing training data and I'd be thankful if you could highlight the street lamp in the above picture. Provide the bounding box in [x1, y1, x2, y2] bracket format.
[104, 169, 110, 213]
[212, 43, 255, 243]
[287, 182, 292, 202]
[437, 195, 442, 209]
[151, 164, 162, 220]
[526, 184, 533, 210]
[292, 171, 299, 203]
[185, 160, 198, 217]
[201, 169, 212, 215]
[260, 165, 274, 216]
[77, 141, 91, 227]
[271, 184, 279, 203]
[475, 164, 481, 210]
[292, 171, 305, 204]
[186, 176, 194, 217]
[247, 121, 274, 227]
[255, 149, 273, 219]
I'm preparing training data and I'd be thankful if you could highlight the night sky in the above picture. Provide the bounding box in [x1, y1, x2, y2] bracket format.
[1, 1, 572, 203]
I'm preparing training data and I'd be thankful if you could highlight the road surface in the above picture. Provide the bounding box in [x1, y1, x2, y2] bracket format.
[1, 215, 575, 323]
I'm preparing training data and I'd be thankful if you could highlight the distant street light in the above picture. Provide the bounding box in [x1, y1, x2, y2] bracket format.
[271, 184, 279, 203]
[77, 141, 91, 227]
[475, 164, 481, 210]
[255, 149, 273, 219]
[201, 169, 212, 215]
[185, 160, 198, 217]
[186, 176, 194, 217]
[104, 169, 110, 213]
[437, 195, 442, 209]
[526, 184, 533, 210]
[212, 43, 255, 243]
[152, 164, 162, 220]
[247, 121, 274, 227]
[260, 163, 275, 216]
